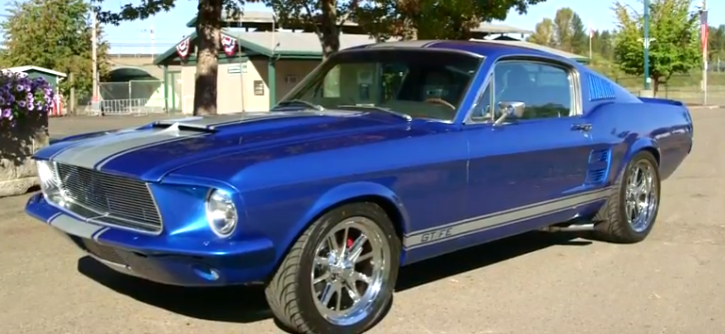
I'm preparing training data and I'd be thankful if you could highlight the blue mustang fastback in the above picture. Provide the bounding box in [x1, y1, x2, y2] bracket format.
[26, 40, 693, 334]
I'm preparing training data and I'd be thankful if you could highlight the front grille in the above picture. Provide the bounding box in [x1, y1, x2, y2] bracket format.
[56, 163, 163, 233]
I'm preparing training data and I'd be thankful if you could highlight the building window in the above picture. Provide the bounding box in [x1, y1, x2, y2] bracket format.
[254, 80, 265, 96]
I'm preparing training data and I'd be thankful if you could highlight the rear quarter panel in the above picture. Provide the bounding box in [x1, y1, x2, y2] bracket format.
[578, 66, 693, 183]
[585, 99, 693, 184]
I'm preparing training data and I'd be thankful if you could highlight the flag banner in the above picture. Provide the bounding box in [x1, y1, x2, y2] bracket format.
[221, 34, 237, 57]
[701, 10, 709, 52]
[176, 37, 191, 60]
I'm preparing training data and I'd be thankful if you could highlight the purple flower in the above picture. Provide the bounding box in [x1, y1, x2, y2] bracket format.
[1, 108, 12, 120]
[0, 74, 58, 127]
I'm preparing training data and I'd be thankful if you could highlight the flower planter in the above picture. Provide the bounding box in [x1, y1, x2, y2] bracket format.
[0, 116, 49, 197]
[0, 71, 55, 198]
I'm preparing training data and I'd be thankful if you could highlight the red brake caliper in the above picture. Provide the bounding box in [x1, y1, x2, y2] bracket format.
[346, 237, 354, 249]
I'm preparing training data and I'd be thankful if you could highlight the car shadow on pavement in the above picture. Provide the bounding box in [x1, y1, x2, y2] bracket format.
[78, 231, 591, 327]
[395, 231, 590, 291]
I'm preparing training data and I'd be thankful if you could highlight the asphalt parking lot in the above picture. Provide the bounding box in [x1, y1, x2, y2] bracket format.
[1, 110, 724, 334]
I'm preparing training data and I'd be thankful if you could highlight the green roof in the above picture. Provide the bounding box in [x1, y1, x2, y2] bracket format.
[154, 29, 381, 65]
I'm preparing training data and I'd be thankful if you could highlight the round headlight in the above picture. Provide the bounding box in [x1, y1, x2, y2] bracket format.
[37, 160, 55, 186]
[205, 189, 238, 237]
[36, 160, 61, 201]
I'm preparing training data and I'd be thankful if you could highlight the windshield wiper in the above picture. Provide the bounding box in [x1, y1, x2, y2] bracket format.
[274, 99, 324, 111]
[335, 104, 412, 121]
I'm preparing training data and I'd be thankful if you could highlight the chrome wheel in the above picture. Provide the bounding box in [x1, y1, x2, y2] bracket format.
[311, 216, 390, 326]
[625, 159, 659, 233]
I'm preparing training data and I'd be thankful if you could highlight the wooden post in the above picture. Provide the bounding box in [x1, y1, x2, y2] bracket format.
[69, 72, 75, 115]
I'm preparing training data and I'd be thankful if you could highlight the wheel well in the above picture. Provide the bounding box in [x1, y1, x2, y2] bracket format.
[328, 195, 406, 241]
[265, 195, 406, 282]
[641, 147, 660, 165]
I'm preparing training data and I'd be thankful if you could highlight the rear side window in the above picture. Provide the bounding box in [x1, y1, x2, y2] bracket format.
[494, 60, 573, 119]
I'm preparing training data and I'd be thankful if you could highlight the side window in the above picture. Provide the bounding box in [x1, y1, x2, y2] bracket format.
[493, 60, 574, 120]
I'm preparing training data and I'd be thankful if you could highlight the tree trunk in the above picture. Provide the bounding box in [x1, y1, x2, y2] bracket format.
[319, 0, 340, 59]
[193, 0, 222, 116]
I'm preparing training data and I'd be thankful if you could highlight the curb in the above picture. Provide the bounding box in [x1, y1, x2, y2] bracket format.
[688, 105, 720, 110]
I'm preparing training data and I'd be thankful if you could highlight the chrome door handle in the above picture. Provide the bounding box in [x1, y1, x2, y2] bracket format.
[571, 123, 592, 132]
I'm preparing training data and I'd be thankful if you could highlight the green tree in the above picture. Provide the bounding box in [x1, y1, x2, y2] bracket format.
[354, 0, 548, 41]
[598, 30, 615, 60]
[265, 0, 356, 58]
[569, 13, 587, 55]
[613, 0, 701, 95]
[527, 18, 556, 46]
[708, 24, 725, 64]
[553, 7, 573, 51]
[0, 0, 110, 99]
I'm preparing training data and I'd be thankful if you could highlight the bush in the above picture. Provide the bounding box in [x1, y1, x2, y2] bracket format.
[0, 70, 54, 128]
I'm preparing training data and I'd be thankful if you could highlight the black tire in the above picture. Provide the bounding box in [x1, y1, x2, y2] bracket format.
[593, 151, 661, 243]
[265, 202, 401, 334]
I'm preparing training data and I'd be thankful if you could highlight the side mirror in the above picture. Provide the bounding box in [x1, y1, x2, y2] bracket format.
[494, 101, 525, 126]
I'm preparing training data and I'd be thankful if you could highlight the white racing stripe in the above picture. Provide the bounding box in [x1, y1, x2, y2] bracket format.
[52, 127, 205, 170]
[49, 214, 108, 240]
[403, 188, 612, 249]
[51, 111, 346, 170]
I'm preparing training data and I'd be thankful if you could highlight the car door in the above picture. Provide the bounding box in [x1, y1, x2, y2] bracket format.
[463, 58, 603, 228]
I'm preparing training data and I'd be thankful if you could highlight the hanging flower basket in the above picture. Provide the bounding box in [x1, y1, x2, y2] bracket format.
[0, 70, 54, 198]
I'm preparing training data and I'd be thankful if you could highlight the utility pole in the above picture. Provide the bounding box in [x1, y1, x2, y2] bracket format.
[701, 0, 708, 105]
[643, 0, 651, 91]
[588, 24, 593, 61]
[91, 8, 99, 107]
[151, 24, 155, 59]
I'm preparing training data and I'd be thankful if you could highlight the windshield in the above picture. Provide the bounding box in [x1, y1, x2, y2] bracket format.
[278, 49, 483, 121]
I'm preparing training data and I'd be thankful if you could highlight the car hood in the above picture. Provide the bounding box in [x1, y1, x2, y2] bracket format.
[37, 110, 414, 182]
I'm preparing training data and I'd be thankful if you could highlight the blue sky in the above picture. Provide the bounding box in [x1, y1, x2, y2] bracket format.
[1, 0, 722, 53]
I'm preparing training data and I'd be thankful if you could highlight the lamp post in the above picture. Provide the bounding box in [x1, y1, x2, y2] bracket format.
[643, 0, 651, 90]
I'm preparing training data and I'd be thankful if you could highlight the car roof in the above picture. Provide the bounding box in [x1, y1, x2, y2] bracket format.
[347, 40, 573, 63]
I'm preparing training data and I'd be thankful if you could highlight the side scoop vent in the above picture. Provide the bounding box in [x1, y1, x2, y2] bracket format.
[586, 148, 612, 184]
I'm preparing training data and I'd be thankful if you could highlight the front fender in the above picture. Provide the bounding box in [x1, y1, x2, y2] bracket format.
[273, 181, 410, 267]
[301, 181, 410, 233]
